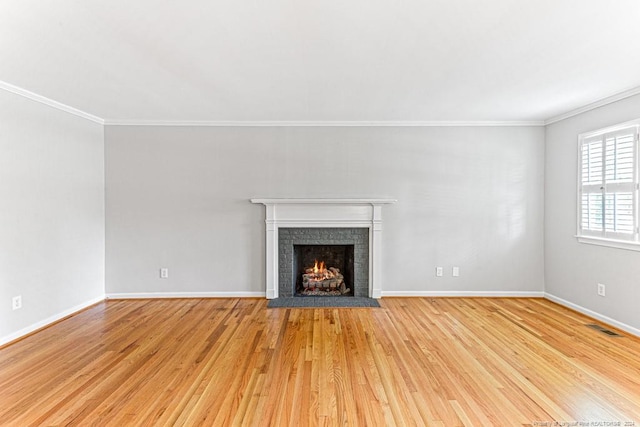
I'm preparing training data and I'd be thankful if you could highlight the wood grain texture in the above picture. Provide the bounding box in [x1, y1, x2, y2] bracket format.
[1, 298, 639, 426]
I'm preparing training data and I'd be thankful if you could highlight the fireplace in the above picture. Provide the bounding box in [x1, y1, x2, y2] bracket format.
[251, 198, 396, 299]
[294, 245, 354, 296]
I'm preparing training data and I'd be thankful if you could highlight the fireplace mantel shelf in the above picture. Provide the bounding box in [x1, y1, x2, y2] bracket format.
[252, 198, 396, 299]
[251, 198, 396, 205]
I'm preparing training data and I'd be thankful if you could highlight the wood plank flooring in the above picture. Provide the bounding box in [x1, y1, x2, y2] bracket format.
[1, 298, 639, 426]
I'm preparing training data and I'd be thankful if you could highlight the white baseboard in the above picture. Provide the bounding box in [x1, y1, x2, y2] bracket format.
[381, 291, 545, 298]
[106, 291, 266, 299]
[544, 293, 640, 338]
[0, 295, 105, 347]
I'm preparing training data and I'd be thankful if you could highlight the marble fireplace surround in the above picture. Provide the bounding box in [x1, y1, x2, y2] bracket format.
[251, 199, 396, 299]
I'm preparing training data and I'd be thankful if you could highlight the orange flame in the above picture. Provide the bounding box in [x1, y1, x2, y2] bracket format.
[313, 260, 325, 274]
[307, 260, 335, 282]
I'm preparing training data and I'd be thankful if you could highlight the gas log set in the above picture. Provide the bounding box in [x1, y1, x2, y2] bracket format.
[300, 260, 350, 296]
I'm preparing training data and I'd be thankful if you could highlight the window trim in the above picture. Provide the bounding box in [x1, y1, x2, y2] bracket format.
[576, 235, 640, 252]
[576, 118, 640, 250]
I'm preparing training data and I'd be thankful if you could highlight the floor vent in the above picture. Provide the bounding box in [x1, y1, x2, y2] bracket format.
[586, 324, 623, 337]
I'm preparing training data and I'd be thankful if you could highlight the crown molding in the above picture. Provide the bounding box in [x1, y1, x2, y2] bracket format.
[5, 78, 639, 128]
[0, 80, 104, 124]
[103, 119, 545, 127]
[545, 86, 640, 125]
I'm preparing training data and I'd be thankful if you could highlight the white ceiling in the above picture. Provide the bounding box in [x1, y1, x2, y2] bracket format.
[2, 0, 640, 124]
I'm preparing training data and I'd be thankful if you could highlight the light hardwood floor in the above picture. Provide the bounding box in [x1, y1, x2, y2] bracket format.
[1, 298, 639, 426]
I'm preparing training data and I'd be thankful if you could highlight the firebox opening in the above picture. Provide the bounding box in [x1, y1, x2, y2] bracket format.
[293, 244, 355, 297]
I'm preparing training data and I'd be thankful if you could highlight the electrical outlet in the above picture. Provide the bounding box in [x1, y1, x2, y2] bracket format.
[436, 267, 443, 277]
[597, 283, 605, 297]
[452, 266, 460, 277]
[12, 295, 22, 310]
[160, 268, 169, 279]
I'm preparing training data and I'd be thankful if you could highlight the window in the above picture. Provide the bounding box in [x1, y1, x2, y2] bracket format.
[577, 119, 640, 249]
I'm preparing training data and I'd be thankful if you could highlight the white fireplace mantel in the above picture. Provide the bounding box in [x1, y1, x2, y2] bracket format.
[251, 198, 396, 299]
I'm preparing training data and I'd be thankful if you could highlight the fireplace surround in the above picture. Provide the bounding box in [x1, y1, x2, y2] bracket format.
[251, 198, 396, 299]
[280, 228, 367, 297]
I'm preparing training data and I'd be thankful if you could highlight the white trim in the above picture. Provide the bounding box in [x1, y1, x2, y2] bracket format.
[0, 80, 104, 124]
[0, 295, 105, 347]
[104, 120, 544, 127]
[251, 198, 396, 205]
[579, 118, 640, 139]
[576, 236, 640, 252]
[545, 86, 640, 125]
[381, 291, 545, 298]
[544, 293, 640, 338]
[261, 220, 378, 230]
[106, 292, 265, 299]
[3, 79, 640, 129]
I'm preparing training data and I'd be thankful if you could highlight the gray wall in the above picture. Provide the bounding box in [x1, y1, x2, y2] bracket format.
[5, 83, 640, 341]
[105, 125, 545, 296]
[545, 94, 640, 331]
[0, 90, 105, 343]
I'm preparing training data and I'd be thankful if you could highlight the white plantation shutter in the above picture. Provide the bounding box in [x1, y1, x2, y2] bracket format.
[579, 123, 639, 243]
